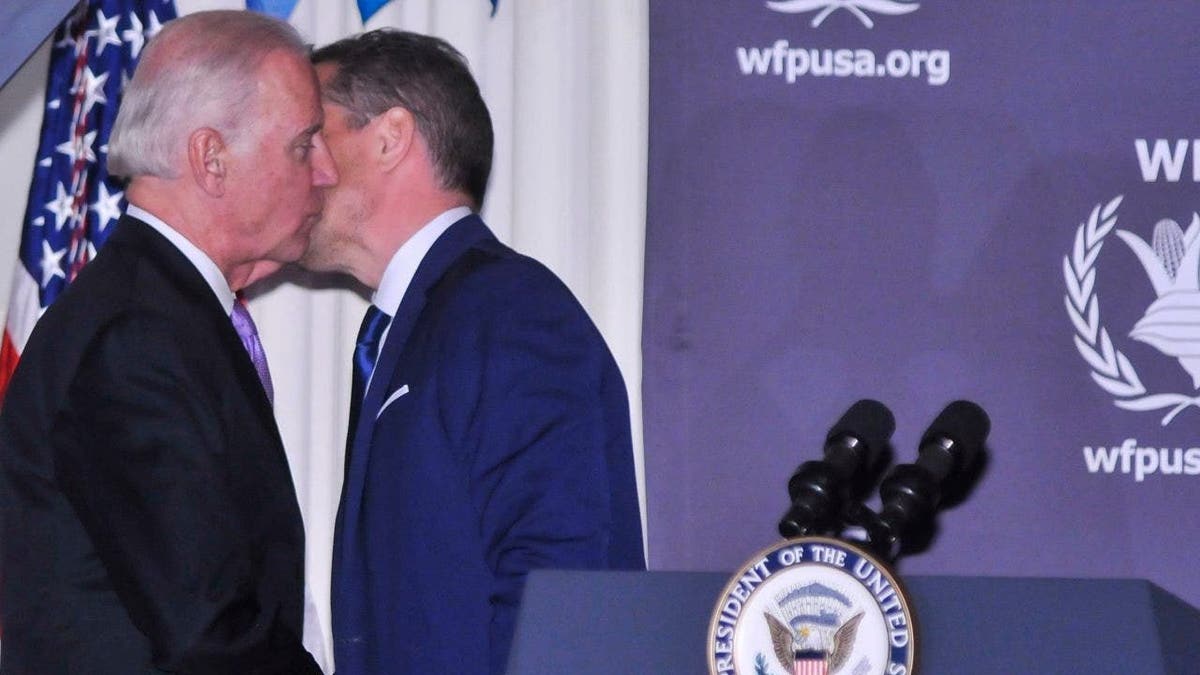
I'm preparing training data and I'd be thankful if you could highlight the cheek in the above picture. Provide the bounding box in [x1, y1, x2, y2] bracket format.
[338, 183, 374, 218]
[283, 162, 318, 199]
[327, 142, 350, 169]
[328, 136, 368, 181]
[256, 164, 292, 196]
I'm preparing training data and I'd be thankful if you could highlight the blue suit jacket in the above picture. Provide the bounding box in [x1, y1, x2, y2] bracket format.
[332, 215, 645, 674]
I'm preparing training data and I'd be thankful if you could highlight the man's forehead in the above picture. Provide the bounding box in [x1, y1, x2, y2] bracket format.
[318, 96, 359, 127]
[314, 61, 339, 87]
[252, 53, 323, 129]
[314, 60, 340, 75]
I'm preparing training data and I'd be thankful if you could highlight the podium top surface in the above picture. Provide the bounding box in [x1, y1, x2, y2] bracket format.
[507, 570, 1200, 674]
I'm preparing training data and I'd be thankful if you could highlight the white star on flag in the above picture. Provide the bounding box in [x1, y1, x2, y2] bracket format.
[93, 10, 123, 56]
[80, 67, 109, 115]
[90, 184, 124, 231]
[146, 11, 164, 39]
[55, 130, 99, 165]
[39, 240, 68, 288]
[45, 183, 76, 231]
[123, 11, 146, 58]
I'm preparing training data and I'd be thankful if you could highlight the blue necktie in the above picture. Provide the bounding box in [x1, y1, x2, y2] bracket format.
[351, 304, 391, 408]
[347, 305, 390, 459]
[348, 300, 388, 439]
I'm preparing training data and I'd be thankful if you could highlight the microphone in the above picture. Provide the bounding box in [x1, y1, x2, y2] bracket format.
[866, 400, 990, 559]
[777, 399, 895, 538]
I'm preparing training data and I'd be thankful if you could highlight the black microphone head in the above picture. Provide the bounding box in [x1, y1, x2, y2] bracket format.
[822, 399, 894, 479]
[921, 400, 989, 451]
[918, 400, 989, 480]
[826, 399, 895, 447]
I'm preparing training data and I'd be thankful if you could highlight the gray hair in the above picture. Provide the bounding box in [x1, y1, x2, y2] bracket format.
[107, 10, 308, 179]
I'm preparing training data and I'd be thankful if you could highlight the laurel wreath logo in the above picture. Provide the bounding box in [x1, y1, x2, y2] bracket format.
[765, 0, 920, 28]
[1063, 195, 1200, 425]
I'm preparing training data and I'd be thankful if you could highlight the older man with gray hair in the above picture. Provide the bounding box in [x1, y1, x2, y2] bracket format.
[0, 10, 335, 674]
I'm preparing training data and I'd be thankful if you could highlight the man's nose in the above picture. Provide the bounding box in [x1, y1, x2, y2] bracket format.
[311, 134, 338, 187]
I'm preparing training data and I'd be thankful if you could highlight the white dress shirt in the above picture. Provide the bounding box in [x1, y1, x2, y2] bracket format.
[363, 206, 472, 394]
[373, 206, 472, 318]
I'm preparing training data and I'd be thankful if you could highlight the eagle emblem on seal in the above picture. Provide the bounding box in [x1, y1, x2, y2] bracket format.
[765, 610, 862, 674]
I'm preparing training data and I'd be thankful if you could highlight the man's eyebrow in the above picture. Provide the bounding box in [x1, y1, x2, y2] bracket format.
[294, 122, 323, 142]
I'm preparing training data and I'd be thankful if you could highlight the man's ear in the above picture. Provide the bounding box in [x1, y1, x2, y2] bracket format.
[377, 107, 416, 172]
[187, 127, 227, 196]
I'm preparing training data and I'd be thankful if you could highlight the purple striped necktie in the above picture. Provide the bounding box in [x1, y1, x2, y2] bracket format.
[231, 299, 275, 404]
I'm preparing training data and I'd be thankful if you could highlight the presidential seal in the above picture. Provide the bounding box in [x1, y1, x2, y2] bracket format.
[708, 537, 916, 675]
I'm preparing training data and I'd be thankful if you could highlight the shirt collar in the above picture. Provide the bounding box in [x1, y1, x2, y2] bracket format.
[125, 203, 236, 315]
[372, 206, 472, 317]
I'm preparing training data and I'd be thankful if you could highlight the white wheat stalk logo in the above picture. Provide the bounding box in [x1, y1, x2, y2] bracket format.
[1063, 196, 1200, 425]
[765, 0, 920, 28]
[1116, 215, 1200, 387]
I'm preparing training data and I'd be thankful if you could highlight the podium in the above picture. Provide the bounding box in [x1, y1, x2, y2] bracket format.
[507, 570, 1200, 673]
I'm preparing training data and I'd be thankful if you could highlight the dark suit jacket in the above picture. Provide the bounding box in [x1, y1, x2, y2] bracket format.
[332, 215, 645, 674]
[0, 216, 321, 674]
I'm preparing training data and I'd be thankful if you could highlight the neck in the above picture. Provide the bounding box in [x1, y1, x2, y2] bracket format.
[356, 190, 472, 290]
[127, 180, 249, 290]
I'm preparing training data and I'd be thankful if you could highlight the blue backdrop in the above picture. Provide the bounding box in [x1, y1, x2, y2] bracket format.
[644, 0, 1200, 609]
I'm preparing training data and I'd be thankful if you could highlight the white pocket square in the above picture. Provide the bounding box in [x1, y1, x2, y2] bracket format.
[377, 384, 410, 418]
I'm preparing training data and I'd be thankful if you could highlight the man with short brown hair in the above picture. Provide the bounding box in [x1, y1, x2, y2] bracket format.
[305, 29, 644, 675]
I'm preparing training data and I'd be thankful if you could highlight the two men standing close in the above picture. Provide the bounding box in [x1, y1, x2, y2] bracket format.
[0, 9, 643, 675]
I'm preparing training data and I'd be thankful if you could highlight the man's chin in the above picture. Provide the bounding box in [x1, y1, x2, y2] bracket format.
[295, 225, 348, 273]
[239, 260, 285, 289]
[295, 242, 335, 273]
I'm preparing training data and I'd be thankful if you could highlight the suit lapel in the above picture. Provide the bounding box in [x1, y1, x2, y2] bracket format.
[111, 217, 282, 439]
[339, 215, 494, 528]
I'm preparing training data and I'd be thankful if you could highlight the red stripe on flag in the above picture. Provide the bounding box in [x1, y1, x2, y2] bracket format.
[0, 329, 20, 406]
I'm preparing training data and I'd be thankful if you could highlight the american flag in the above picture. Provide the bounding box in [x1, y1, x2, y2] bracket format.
[0, 0, 177, 402]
